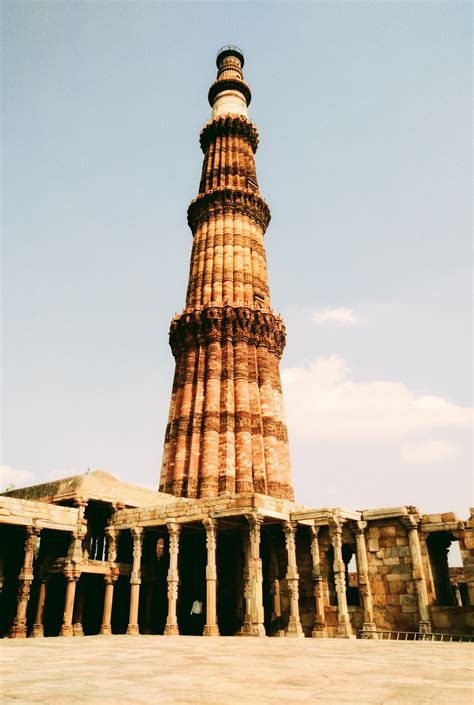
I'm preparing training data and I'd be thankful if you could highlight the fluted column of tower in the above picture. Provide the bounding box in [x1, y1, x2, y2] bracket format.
[159, 46, 294, 501]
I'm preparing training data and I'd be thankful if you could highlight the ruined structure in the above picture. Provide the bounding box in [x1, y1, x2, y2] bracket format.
[1, 47, 473, 641]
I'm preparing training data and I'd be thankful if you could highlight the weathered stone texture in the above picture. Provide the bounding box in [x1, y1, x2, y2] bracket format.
[159, 49, 293, 502]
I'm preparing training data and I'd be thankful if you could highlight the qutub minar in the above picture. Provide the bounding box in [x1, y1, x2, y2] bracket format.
[0, 47, 472, 641]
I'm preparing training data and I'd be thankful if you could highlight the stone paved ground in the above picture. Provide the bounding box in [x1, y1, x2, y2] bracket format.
[1, 635, 472, 705]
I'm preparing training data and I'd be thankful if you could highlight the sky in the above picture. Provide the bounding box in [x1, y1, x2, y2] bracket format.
[2, 1, 472, 517]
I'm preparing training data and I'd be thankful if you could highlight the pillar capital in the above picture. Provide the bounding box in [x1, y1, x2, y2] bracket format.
[131, 526, 144, 540]
[328, 518, 344, 538]
[203, 518, 218, 552]
[245, 512, 263, 527]
[354, 520, 367, 534]
[203, 517, 218, 532]
[64, 567, 81, 582]
[401, 514, 420, 531]
[283, 520, 298, 535]
[105, 525, 118, 539]
[167, 521, 181, 536]
[104, 572, 119, 585]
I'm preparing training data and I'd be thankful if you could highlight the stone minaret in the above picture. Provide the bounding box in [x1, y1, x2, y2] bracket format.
[159, 46, 294, 501]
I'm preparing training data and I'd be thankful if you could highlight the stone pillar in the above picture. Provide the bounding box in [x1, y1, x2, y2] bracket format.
[236, 524, 251, 635]
[105, 526, 118, 563]
[10, 526, 41, 638]
[60, 564, 81, 636]
[268, 537, 284, 637]
[329, 520, 354, 638]
[452, 583, 463, 607]
[203, 518, 219, 635]
[246, 514, 265, 636]
[100, 572, 118, 635]
[309, 524, 327, 638]
[401, 515, 431, 633]
[283, 521, 304, 637]
[354, 521, 377, 638]
[31, 571, 48, 638]
[126, 526, 144, 635]
[72, 580, 84, 636]
[72, 497, 89, 560]
[164, 522, 181, 635]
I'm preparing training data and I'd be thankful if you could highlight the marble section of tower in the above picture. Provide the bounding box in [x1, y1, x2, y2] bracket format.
[159, 47, 294, 501]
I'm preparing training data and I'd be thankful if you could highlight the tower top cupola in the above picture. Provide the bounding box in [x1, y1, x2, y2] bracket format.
[209, 45, 251, 119]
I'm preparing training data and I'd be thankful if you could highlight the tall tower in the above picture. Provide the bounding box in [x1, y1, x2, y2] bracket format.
[159, 46, 294, 501]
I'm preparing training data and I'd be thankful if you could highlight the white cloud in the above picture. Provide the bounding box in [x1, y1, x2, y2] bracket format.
[281, 355, 473, 441]
[282, 356, 472, 515]
[0, 465, 35, 491]
[312, 307, 359, 326]
[400, 440, 460, 465]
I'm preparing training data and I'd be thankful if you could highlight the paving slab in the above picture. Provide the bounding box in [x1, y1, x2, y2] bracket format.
[1, 635, 472, 705]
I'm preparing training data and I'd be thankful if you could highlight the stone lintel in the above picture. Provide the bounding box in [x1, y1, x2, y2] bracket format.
[362, 507, 411, 521]
[291, 508, 362, 523]
[420, 522, 464, 533]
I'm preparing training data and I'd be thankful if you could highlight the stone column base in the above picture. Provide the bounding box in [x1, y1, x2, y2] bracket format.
[99, 625, 112, 635]
[73, 623, 84, 637]
[418, 621, 431, 634]
[31, 624, 44, 638]
[126, 624, 139, 635]
[336, 623, 355, 639]
[9, 624, 27, 639]
[311, 622, 328, 638]
[203, 625, 220, 636]
[164, 624, 179, 636]
[361, 622, 378, 639]
[248, 624, 266, 637]
[285, 622, 305, 638]
[235, 621, 251, 636]
[60, 625, 73, 637]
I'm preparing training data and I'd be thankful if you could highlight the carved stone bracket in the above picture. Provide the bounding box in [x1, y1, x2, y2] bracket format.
[187, 188, 271, 232]
[169, 306, 286, 358]
[200, 114, 259, 154]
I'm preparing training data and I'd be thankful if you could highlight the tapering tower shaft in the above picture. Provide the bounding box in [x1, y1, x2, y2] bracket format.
[159, 47, 294, 501]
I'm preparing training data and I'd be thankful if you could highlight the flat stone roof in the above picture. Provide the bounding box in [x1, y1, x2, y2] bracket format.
[2, 470, 173, 508]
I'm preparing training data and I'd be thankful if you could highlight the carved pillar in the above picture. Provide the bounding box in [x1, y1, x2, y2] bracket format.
[60, 564, 81, 636]
[10, 526, 41, 638]
[203, 518, 219, 635]
[72, 497, 89, 560]
[72, 580, 84, 636]
[126, 526, 144, 635]
[268, 535, 284, 637]
[246, 514, 265, 636]
[105, 526, 118, 563]
[164, 522, 181, 635]
[452, 583, 463, 607]
[283, 521, 304, 637]
[309, 524, 327, 638]
[236, 525, 251, 635]
[401, 515, 431, 633]
[329, 519, 354, 638]
[31, 570, 48, 638]
[68, 525, 87, 563]
[100, 572, 118, 635]
[354, 521, 377, 638]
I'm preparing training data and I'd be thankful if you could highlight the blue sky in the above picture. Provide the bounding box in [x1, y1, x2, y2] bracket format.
[2, 1, 472, 516]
